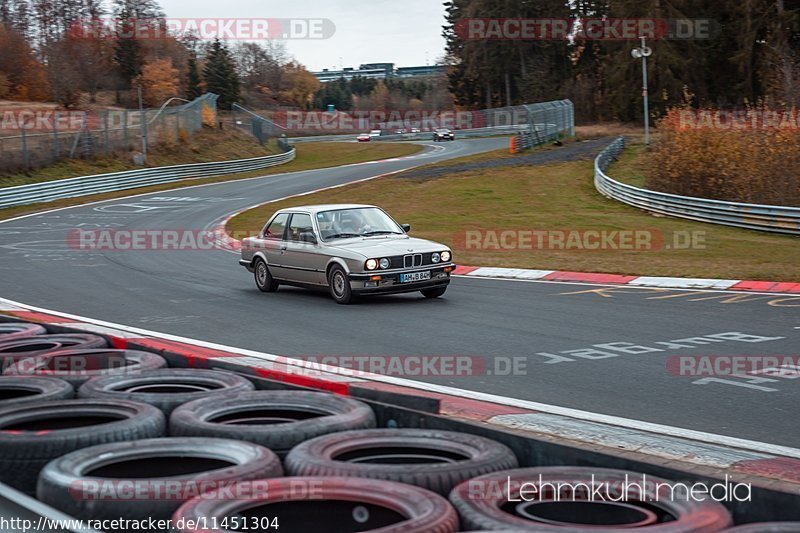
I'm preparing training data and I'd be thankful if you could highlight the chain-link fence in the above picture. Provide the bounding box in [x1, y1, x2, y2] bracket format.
[231, 104, 286, 146]
[228, 100, 574, 141]
[0, 94, 219, 174]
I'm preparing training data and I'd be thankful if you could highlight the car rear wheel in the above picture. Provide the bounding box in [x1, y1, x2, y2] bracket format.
[254, 259, 278, 293]
[421, 287, 447, 299]
[328, 265, 354, 305]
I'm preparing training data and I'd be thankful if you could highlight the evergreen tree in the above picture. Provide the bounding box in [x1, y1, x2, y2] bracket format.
[186, 53, 202, 100]
[203, 38, 240, 109]
[112, 5, 144, 87]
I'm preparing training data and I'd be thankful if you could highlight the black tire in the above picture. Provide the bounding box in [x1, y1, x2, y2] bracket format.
[0, 376, 74, 406]
[78, 369, 255, 415]
[172, 476, 459, 533]
[169, 391, 376, 457]
[5, 349, 167, 387]
[285, 428, 518, 495]
[254, 258, 279, 292]
[37, 437, 282, 522]
[449, 467, 733, 532]
[421, 286, 447, 299]
[0, 399, 165, 494]
[0, 322, 46, 342]
[0, 334, 108, 372]
[328, 264, 354, 304]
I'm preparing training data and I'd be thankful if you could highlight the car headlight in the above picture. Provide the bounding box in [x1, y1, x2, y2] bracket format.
[379, 258, 391, 269]
[431, 252, 441, 263]
[441, 251, 452, 262]
[365, 259, 378, 270]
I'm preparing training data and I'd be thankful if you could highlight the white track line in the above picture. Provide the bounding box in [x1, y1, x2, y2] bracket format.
[454, 273, 800, 297]
[1, 295, 798, 460]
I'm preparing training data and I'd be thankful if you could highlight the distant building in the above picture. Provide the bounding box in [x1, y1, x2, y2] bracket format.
[396, 65, 445, 78]
[359, 63, 395, 77]
[313, 67, 388, 83]
[312, 63, 445, 83]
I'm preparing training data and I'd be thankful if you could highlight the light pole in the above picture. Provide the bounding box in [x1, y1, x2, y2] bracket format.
[631, 36, 652, 145]
[138, 83, 148, 162]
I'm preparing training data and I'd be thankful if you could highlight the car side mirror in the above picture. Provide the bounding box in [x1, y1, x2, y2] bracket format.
[299, 231, 317, 244]
[401, 224, 411, 233]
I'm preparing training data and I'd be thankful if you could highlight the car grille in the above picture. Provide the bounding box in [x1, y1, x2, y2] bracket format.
[387, 253, 438, 269]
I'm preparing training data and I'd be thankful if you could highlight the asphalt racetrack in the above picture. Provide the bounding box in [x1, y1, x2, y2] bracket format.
[1, 138, 798, 447]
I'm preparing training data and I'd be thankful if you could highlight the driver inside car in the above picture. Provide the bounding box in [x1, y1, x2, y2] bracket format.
[340, 211, 371, 235]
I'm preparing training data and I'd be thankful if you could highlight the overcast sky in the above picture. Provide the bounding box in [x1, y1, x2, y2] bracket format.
[158, 0, 449, 71]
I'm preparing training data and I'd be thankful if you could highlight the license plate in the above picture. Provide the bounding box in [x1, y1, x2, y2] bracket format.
[400, 271, 431, 283]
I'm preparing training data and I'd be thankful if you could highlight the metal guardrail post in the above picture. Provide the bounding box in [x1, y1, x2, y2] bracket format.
[20, 128, 29, 169]
[53, 112, 60, 161]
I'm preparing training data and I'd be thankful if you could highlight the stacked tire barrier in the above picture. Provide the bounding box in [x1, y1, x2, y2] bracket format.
[0, 321, 796, 531]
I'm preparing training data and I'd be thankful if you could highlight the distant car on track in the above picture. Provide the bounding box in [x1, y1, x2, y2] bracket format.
[369, 129, 382, 138]
[356, 133, 371, 142]
[433, 128, 455, 141]
[240, 204, 455, 304]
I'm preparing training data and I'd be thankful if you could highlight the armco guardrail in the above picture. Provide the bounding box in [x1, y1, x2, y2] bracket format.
[0, 146, 296, 209]
[594, 137, 800, 235]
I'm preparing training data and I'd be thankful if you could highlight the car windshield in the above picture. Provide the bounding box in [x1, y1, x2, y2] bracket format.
[436, 129, 451, 133]
[317, 208, 404, 240]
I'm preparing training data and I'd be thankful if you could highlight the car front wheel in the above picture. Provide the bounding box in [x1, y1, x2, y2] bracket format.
[328, 265, 354, 305]
[421, 287, 447, 299]
[254, 259, 279, 293]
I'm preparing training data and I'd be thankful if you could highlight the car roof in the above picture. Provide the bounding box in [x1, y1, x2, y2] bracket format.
[277, 204, 377, 214]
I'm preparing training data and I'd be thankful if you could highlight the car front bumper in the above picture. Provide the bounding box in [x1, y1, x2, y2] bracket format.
[348, 264, 455, 295]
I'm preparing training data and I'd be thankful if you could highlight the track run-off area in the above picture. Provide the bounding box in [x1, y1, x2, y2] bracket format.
[0, 138, 798, 449]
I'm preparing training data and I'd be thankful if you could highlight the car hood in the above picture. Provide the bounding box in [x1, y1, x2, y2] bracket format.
[329, 236, 448, 258]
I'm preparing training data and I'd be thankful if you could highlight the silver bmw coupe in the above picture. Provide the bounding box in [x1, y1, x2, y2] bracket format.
[240, 204, 455, 304]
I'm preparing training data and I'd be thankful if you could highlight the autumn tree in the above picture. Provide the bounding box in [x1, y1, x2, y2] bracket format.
[0, 23, 49, 101]
[111, 0, 165, 88]
[278, 61, 320, 109]
[136, 57, 178, 106]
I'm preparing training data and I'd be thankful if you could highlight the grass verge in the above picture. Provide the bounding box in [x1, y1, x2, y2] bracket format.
[606, 140, 650, 188]
[0, 142, 422, 221]
[228, 144, 799, 282]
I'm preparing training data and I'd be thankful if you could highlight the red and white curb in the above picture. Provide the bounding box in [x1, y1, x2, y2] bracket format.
[453, 266, 800, 293]
[1, 297, 800, 487]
